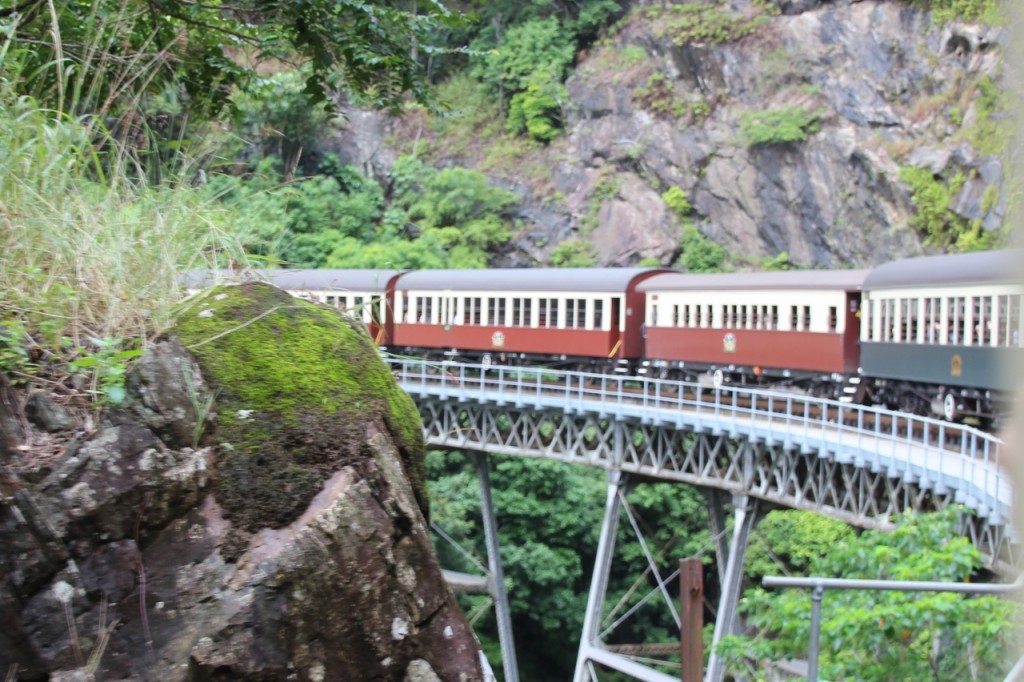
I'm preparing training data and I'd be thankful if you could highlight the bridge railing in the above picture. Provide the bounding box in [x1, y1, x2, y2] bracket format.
[386, 356, 1011, 526]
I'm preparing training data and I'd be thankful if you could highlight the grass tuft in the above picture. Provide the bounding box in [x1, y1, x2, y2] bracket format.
[0, 46, 246, 400]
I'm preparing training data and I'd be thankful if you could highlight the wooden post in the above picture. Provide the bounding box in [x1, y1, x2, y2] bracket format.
[680, 558, 704, 682]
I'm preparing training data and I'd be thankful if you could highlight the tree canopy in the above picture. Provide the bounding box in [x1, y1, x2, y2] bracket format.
[3, 0, 465, 120]
[719, 509, 1019, 681]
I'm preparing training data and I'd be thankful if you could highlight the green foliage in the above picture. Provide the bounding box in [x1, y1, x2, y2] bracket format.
[428, 452, 709, 680]
[5, 0, 465, 140]
[760, 252, 795, 271]
[662, 187, 693, 220]
[507, 70, 567, 142]
[646, 2, 776, 46]
[739, 106, 825, 146]
[211, 154, 518, 269]
[550, 239, 598, 267]
[909, 0, 1003, 24]
[968, 76, 1012, 156]
[69, 338, 144, 405]
[473, 17, 575, 141]
[721, 509, 1019, 681]
[633, 72, 712, 122]
[0, 320, 35, 382]
[231, 69, 332, 177]
[0, 74, 247, 395]
[677, 225, 727, 273]
[899, 166, 972, 249]
[472, 17, 576, 96]
[745, 511, 855, 581]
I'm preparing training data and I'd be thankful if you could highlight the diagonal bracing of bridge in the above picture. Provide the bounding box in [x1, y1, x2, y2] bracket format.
[387, 357, 1017, 681]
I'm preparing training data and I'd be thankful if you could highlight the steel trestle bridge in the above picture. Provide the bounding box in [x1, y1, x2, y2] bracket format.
[385, 357, 1016, 682]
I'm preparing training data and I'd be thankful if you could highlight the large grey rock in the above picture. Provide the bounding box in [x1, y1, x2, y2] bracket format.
[24, 391, 74, 433]
[2, 286, 483, 681]
[125, 337, 212, 450]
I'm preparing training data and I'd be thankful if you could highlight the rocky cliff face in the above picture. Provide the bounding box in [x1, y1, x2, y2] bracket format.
[0, 285, 483, 681]
[334, 0, 1007, 268]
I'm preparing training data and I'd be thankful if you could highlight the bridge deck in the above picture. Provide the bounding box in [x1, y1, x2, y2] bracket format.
[387, 358, 1015, 567]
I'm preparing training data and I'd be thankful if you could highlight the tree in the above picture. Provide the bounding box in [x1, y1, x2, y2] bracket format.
[427, 451, 711, 681]
[718, 509, 1018, 681]
[4, 0, 466, 129]
[677, 224, 727, 273]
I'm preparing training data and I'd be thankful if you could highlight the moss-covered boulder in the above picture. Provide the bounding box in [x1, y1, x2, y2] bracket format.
[173, 282, 428, 546]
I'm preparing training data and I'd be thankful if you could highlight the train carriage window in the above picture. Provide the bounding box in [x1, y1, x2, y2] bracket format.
[739, 305, 748, 329]
[997, 295, 1010, 346]
[1009, 295, 1021, 347]
[512, 298, 522, 326]
[524, 298, 534, 327]
[828, 306, 838, 333]
[802, 306, 811, 333]
[790, 306, 799, 332]
[549, 298, 560, 327]
[973, 296, 992, 346]
[882, 299, 893, 341]
[680, 305, 689, 328]
[948, 297, 964, 345]
[576, 298, 587, 329]
[924, 298, 938, 344]
[565, 299, 576, 329]
[694, 305, 702, 328]
[592, 299, 602, 330]
[498, 297, 508, 326]
[901, 298, 918, 343]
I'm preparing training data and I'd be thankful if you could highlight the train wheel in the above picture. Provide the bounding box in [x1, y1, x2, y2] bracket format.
[942, 393, 961, 422]
[712, 369, 725, 389]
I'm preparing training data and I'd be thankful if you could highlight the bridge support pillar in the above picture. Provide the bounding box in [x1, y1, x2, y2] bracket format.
[706, 493, 760, 682]
[471, 451, 519, 682]
[573, 470, 628, 682]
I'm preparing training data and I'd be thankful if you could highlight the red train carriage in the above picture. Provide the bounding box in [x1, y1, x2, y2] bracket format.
[391, 269, 669, 368]
[638, 270, 867, 392]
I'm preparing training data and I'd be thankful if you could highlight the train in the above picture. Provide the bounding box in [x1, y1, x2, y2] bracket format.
[186, 249, 1023, 424]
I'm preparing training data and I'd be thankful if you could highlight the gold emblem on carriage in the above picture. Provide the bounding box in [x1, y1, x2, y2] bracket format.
[491, 331, 506, 348]
[950, 353, 963, 378]
[723, 333, 736, 353]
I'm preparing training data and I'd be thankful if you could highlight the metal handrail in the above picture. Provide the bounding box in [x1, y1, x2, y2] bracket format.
[385, 357, 1011, 525]
[762, 575, 1024, 682]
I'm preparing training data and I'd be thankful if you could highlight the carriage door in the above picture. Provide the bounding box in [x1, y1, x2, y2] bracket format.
[609, 296, 622, 358]
[844, 292, 861, 373]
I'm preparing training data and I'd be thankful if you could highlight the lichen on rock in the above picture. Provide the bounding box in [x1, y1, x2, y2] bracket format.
[173, 282, 428, 547]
